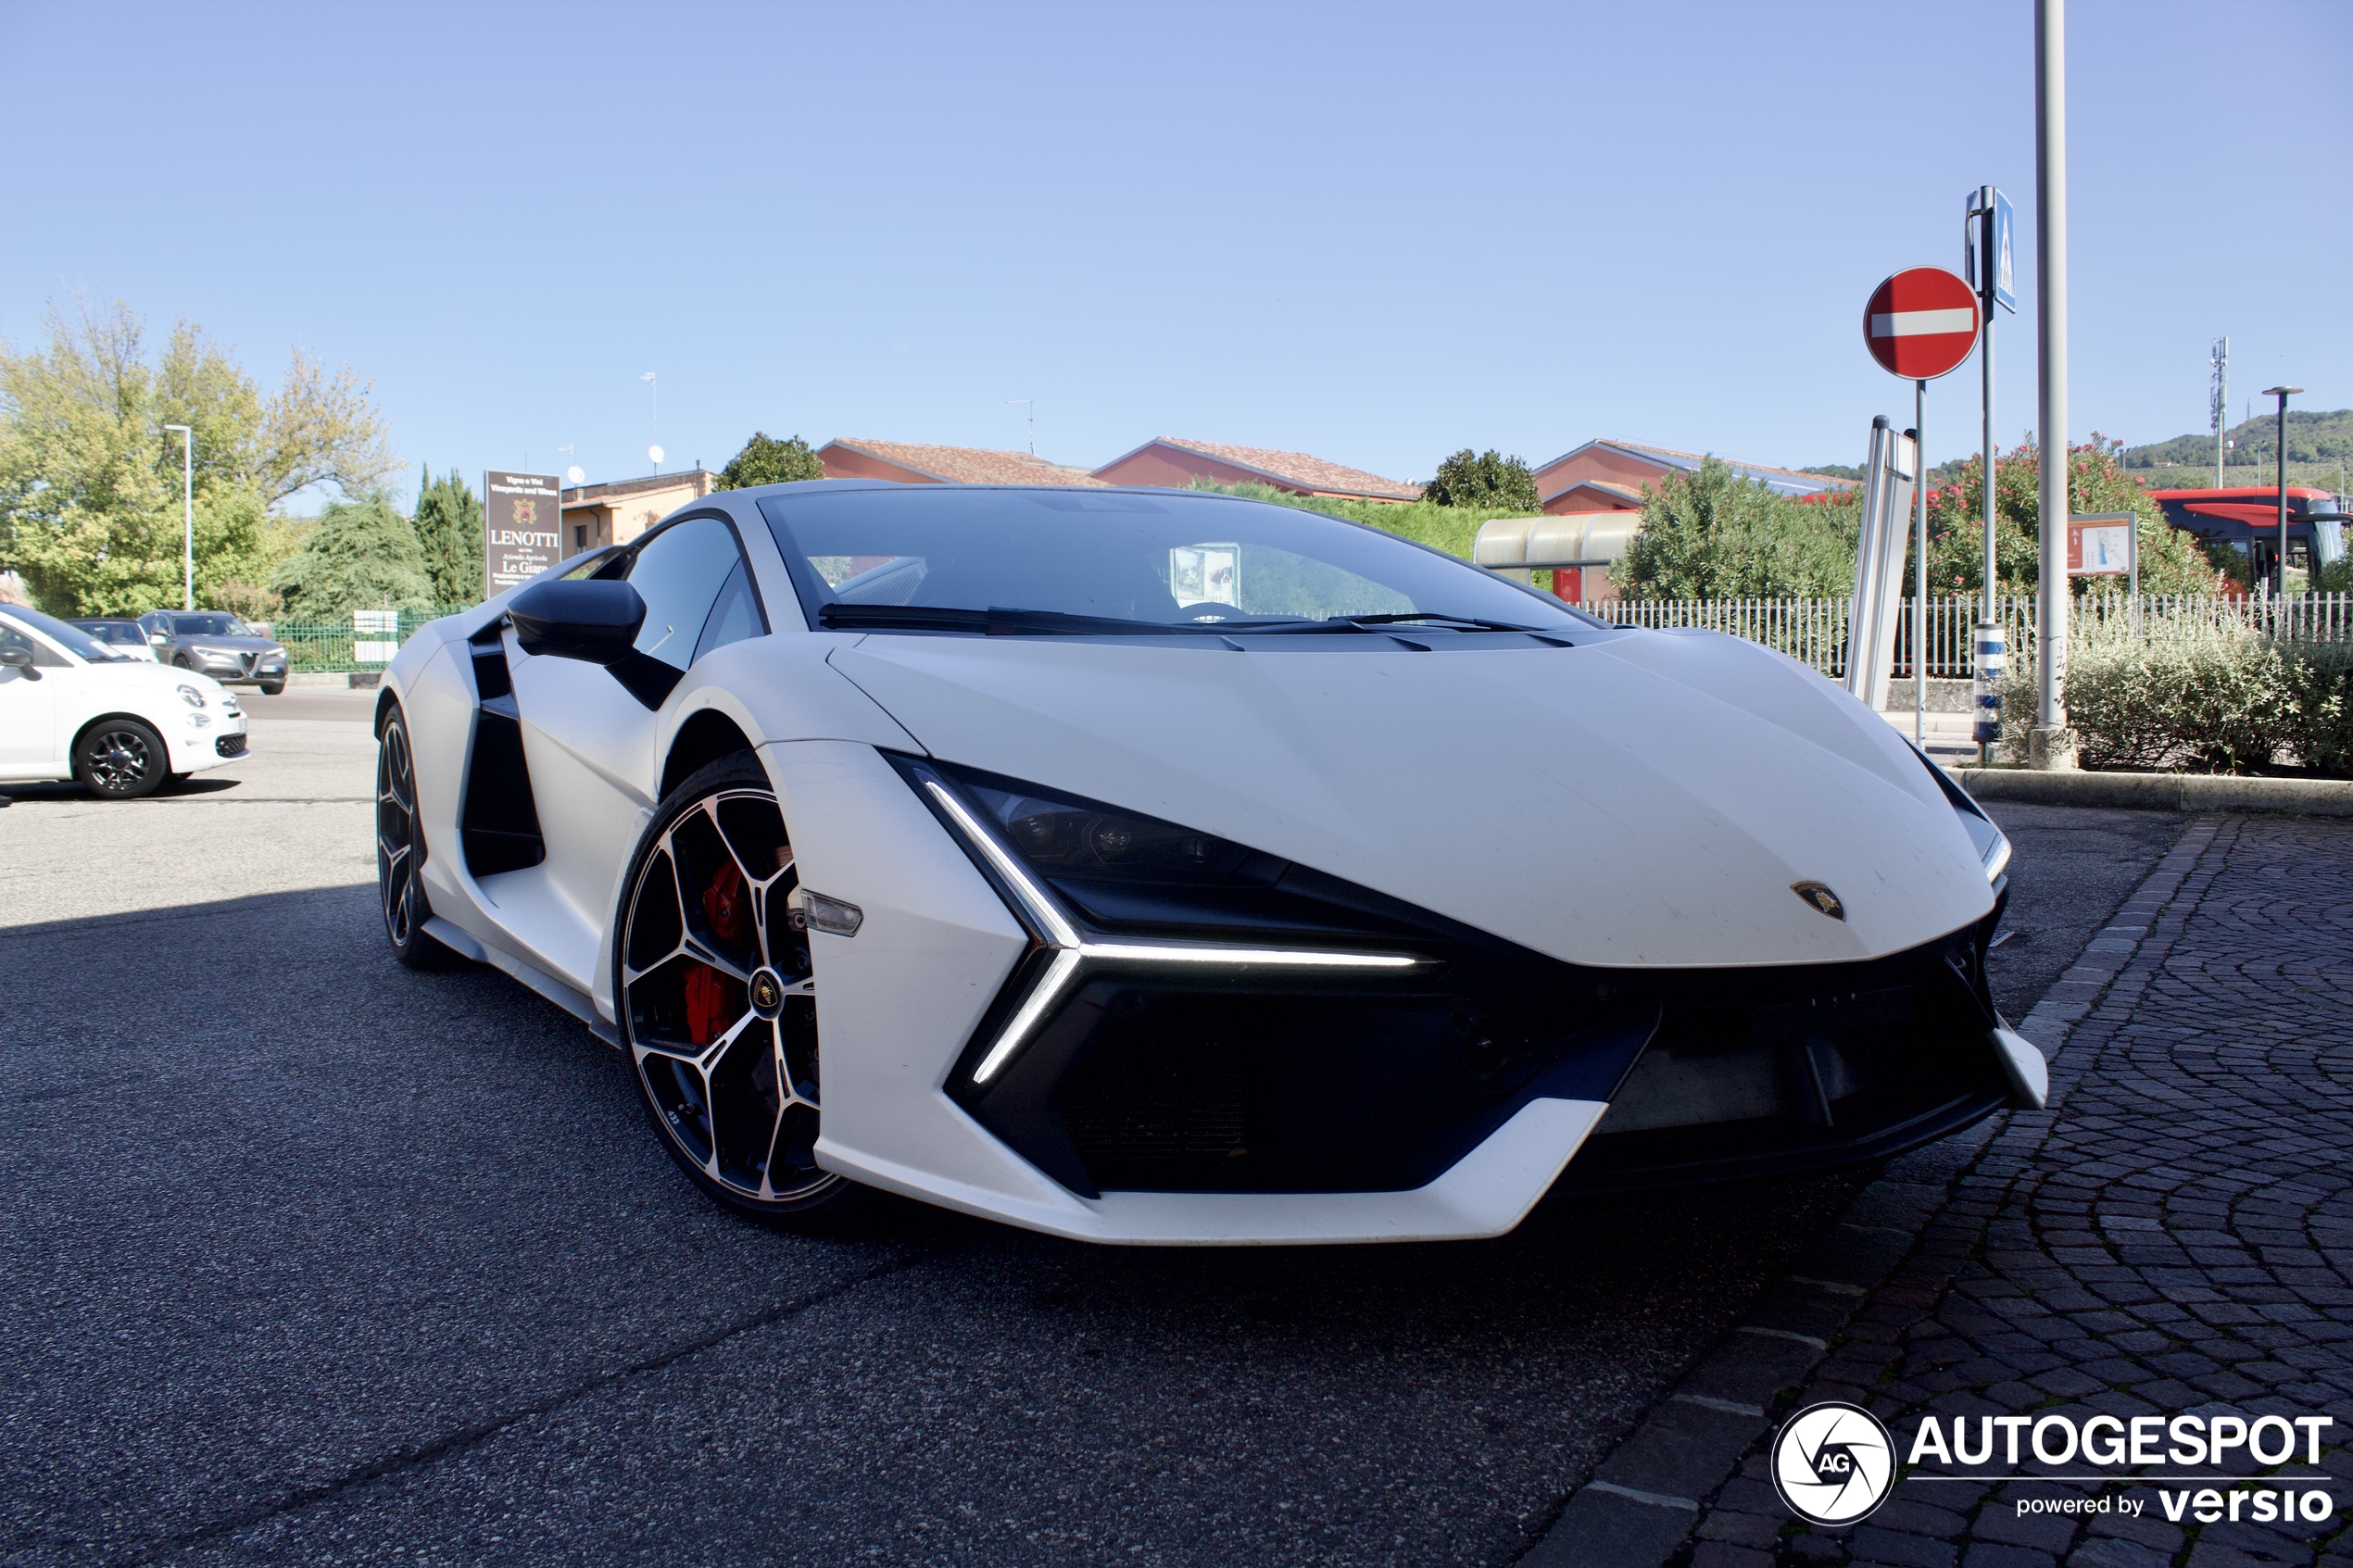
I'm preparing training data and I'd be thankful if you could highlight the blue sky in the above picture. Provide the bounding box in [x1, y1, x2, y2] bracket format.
[3, 0, 2347, 507]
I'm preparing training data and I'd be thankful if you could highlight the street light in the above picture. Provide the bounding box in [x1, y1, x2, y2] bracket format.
[162, 424, 194, 610]
[2263, 385, 2302, 599]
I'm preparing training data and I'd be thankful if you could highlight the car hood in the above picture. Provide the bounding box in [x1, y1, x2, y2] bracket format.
[172, 636, 283, 652]
[824, 629, 1994, 969]
[90, 662, 231, 697]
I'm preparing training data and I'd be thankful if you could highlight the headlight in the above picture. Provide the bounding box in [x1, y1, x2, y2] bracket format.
[177, 684, 206, 709]
[1907, 743, 2008, 884]
[896, 757, 1431, 1086]
[192, 645, 236, 661]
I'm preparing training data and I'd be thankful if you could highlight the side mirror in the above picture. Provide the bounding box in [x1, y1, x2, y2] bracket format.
[0, 646, 39, 681]
[510, 579, 646, 664]
[149, 633, 170, 646]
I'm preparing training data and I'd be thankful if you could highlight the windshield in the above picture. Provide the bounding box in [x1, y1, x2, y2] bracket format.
[168, 613, 252, 636]
[755, 488, 1586, 633]
[0, 603, 121, 662]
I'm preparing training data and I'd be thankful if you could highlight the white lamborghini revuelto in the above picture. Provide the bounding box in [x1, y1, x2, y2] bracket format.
[375, 480, 2043, 1244]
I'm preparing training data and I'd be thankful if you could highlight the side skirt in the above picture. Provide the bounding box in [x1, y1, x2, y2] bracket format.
[423, 914, 621, 1048]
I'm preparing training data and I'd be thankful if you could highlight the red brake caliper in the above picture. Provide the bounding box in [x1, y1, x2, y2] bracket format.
[684, 859, 747, 1044]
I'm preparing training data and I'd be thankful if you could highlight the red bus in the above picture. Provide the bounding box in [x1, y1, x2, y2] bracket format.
[2146, 486, 2344, 588]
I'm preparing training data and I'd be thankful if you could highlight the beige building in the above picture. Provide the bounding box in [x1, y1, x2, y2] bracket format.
[560, 470, 722, 559]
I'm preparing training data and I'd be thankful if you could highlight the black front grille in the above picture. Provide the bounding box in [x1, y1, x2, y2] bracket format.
[215, 734, 248, 758]
[963, 921, 2003, 1198]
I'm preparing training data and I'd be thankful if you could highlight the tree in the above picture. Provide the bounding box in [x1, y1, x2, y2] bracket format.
[268, 493, 436, 620]
[1422, 448, 1540, 513]
[0, 297, 397, 614]
[411, 465, 484, 606]
[1917, 436, 2219, 598]
[715, 432, 824, 489]
[1615, 458, 1860, 599]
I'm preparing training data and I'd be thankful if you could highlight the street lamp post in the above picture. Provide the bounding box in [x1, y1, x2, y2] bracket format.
[2262, 386, 2301, 601]
[162, 424, 194, 610]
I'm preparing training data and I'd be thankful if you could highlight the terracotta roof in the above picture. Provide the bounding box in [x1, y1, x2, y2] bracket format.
[1610, 441, 1857, 492]
[824, 438, 1108, 487]
[1115, 438, 1424, 501]
[561, 470, 717, 506]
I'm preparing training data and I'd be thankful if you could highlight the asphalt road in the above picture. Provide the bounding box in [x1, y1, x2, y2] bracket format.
[0, 706, 2183, 1568]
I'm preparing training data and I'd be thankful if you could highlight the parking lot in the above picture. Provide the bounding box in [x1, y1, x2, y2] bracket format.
[0, 696, 2185, 1567]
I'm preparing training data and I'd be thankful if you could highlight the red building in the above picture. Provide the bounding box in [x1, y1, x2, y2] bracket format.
[1531, 439, 1853, 516]
[1089, 437, 1421, 503]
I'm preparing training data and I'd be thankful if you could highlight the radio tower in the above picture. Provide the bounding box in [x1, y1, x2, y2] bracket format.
[2210, 337, 2229, 487]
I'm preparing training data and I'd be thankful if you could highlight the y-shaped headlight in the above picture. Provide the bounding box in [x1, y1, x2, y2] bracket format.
[900, 759, 1430, 1085]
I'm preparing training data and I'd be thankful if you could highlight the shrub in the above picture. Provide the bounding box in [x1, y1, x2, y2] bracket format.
[1616, 457, 1859, 599]
[1996, 616, 2351, 773]
[268, 492, 436, 620]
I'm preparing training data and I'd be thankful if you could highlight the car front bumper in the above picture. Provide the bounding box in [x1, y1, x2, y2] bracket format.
[165, 709, 250, 773]
[774, 740, 2024, 1247]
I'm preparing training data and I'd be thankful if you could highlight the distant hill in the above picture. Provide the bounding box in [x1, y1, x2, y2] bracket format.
[2124, 408, 2350, 491]
[1796, 409, 2350, 496]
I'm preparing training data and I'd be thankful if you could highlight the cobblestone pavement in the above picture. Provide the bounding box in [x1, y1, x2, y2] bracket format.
[1591, 814, 2353, 1568]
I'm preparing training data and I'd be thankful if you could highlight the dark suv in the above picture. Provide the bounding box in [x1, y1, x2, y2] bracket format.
[137, 610, 290, 695]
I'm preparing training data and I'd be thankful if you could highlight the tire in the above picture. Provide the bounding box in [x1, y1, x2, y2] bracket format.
[258, 682, 284, 696]
[75, 719, 169, 799]
[376, 702, 464, 970]
[615, 752, 870, 1228]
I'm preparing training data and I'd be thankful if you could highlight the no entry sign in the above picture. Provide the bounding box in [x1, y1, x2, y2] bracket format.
[1863, 267, 1981, 380]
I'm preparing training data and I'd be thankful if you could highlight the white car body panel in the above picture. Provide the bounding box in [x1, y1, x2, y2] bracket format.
[824, 628, 1994, 969]
[374, 486, 2013, 1247]
[0, 621, 245, 783]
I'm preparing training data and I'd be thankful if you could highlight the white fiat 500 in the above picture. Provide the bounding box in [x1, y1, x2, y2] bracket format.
[0, 603, 250, 798]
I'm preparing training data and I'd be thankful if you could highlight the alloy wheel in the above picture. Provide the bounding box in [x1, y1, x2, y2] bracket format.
[85, 727, 156, 794]
[621, 787, 833, 1205]
[376, 717, 421, 947]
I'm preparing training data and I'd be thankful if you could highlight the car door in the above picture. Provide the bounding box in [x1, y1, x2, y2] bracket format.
[501, 513, 766, 986]
[0, 619, 59, 773]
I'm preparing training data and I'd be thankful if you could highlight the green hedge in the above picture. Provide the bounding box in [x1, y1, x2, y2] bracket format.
[1999, 619, 2353, 774]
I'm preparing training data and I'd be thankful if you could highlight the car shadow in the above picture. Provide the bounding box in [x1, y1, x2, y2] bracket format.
[0, 775, 243, 805]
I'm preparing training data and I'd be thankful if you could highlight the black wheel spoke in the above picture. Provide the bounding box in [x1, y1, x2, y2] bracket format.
[623, 784, 833, 1207]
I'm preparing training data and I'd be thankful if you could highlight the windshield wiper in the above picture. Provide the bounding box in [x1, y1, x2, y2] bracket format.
[817, 604, 1239, 635]
[1322, 611, 1541, 632]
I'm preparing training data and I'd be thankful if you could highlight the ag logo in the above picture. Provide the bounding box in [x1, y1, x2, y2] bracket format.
[1770, 1400, 1894, 1525]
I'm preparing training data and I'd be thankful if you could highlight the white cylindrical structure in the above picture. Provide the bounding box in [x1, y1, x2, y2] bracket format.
[2033, 0, 2071, 767]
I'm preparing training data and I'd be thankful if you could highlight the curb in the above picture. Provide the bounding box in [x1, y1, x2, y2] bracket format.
[1954, 766, 2353, 816]
[1516, 819, 2224, 1568]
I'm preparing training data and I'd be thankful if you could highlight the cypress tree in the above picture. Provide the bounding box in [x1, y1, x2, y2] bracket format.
[411, 464, 485, 607]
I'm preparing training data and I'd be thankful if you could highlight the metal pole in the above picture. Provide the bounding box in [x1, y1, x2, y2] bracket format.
[2032, 0, 2071, 769]
[163, 424, 194, 610]
[1914, 384, 1928, 746]
[1977, 193, 2000, 766]
[2276, 389, 2291, 598]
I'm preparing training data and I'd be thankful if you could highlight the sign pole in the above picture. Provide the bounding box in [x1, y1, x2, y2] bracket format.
[1914, 382, 1928, 746]
[1976, 196, 1998, 765]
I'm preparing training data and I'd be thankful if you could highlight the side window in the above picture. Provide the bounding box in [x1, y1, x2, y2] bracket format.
[691, 561, 761, 665]
[622, 516, 762, 672]
[2, 624, 67, 668]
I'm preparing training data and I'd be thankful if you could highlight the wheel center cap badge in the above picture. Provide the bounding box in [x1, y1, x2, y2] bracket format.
[749, 967, 786, 1020]
[1769, 1400, 1894, 1525]
[1791, 881, 1846, 921]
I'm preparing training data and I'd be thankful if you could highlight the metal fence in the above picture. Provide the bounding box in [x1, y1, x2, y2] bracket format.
[1590, 593, 2353, 680]
[257, 607, 475, 674]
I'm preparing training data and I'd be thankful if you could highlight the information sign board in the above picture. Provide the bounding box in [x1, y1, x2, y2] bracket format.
[484, 471, 563, 597]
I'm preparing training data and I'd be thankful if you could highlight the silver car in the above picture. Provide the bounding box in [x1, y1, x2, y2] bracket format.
[136, 610, 290, 695]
